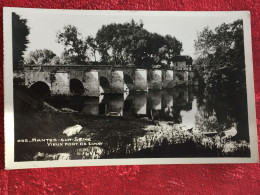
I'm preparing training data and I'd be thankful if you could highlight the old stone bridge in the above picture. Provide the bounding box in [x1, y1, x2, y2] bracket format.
[24, 65, 195, 97]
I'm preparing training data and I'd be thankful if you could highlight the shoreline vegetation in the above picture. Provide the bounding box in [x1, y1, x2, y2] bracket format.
[14, 86, 250, 161]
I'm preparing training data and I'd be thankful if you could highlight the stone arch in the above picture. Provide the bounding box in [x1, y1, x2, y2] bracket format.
[124, 74, 134, 92]
[29, 81, 50, 97]
[70, 79, 85, 95]
[25, 72, 51, 89]
[124, 74, 134, 85]
[99, 76, 110, 93]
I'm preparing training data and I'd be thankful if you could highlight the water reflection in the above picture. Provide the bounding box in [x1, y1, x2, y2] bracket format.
[195, 89, 249, 141]
[82, 99, 99, 115]
[134, 94, 147, 115]
[17, 86, 250, 161]
[69, 88, 195, 122]
[100, 95, 124, 116]
[46, 87, 248, 140]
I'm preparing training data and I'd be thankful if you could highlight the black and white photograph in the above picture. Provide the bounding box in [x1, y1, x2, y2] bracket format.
[4, 8, 258, 169]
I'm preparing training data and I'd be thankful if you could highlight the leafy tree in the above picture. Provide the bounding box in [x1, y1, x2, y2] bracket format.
[24, 49, 58, 65]
[86, 36, 98, 63]
[194, 19, 245, 90]
[95, 19, 183, 67]
[57, 25, 89, 64]
[60, 51, 77, 65]
[51, 56, 61, 65]
[12, 13, 30, 68]
[95, 20, 144, 65]
[56, 20, 183, 67]
[164, 35, 183, 65]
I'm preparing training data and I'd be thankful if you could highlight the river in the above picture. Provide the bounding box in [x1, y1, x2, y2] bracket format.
[14, 86, 250, 161]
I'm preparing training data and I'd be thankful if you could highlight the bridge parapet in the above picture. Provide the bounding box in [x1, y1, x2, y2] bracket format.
[24, 65, 114, 73]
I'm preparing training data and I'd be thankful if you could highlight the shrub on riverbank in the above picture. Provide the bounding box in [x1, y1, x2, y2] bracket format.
[108, 122, 250, 158]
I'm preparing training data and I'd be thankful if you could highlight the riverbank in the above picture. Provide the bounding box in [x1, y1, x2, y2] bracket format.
[14, 86, 250, 161]
[14, 86, 152, 138]
[117, 122, 250, 158]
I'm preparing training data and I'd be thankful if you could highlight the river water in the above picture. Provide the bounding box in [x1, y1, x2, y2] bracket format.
[15, 86, 250, 161]
[47, 86, 249, 140]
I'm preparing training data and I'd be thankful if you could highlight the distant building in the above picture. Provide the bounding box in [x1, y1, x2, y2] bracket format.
[171, 55, 193, 71]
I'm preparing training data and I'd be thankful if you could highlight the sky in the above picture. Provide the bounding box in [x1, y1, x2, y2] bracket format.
[14, 10, 243, 60]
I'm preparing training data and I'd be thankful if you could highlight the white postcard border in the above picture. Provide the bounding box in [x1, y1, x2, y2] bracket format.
[3, 8, 258, 169]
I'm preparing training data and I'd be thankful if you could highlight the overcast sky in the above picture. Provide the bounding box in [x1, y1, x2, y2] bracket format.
[14, 10, 243, 59]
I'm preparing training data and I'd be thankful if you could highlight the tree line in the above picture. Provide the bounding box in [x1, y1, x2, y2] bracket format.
[194, 19, 246, 91]
[13, 13, 246, 90]
[13, 13, 188, 68]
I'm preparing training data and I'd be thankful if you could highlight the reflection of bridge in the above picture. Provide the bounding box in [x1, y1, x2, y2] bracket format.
[24, 65, 196, 96]
[50, 88, 195, 121]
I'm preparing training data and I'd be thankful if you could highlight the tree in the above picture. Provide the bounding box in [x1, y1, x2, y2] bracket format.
[164, 35, 183, 65]
[56, 20, 183, 67]
[95, 19, 183, 67]
[24, 49, 58, 65]
[57, 25, 89, 64]
[12, 13, 30, 68]
[51, 56, 61, 65]
[95, 20, 144, 65]
[60, 51, 76, 65]
[194, 19, 245, 90]
[86, 36, 98, 63]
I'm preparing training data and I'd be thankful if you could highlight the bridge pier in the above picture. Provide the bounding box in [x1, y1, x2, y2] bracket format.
[184, 71, 189, 85]
[162, 70, 174, 89]
[134, 69, 148, 92]
[111, 70, 124, 93]
[83, 71, 99, 96]
[148, 70, 162, 90]
[51, 72, 70, 95]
